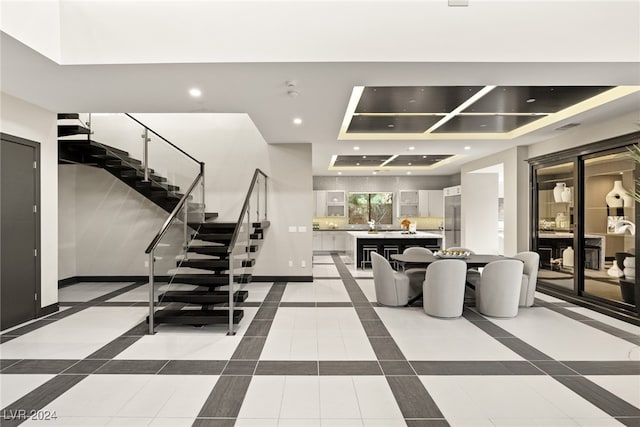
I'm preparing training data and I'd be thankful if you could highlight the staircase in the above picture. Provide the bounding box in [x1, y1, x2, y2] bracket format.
[57, 113, 269, 333]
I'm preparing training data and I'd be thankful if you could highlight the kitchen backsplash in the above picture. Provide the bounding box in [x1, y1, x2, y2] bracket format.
[313, 216, 442, 230]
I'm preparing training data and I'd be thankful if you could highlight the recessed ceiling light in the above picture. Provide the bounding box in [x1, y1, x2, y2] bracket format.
[464, 146, 471, 150]
[293, 117, 302, 125]
[338, 172, 342, 175]
[407, 171, 412, 175]
[408, 146, 415, 151]
[362, 155, 367, 159]
[422, 155, 427, 159]
[480, 124, 487, 128]
[526, 98, 536, 103]
[189, 88, 202, 98]
[408, 99, 416, 103]
[372, 171, 377, 175]
[387, 124, 395, 128]
[353, 146, 360, 151]
[356, 162, 360, 166]
[408, 163, 412, 166]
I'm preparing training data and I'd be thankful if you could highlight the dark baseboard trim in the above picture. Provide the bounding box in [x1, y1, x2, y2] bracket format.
[59, 275, 314, 286]
[38, 303, 59, 317]
[253, 275, 314, 282]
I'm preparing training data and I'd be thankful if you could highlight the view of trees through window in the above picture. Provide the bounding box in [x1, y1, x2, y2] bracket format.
[348, 192, 393, 224]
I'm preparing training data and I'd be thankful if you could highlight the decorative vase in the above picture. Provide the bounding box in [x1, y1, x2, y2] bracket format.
[605, 180, 628, 208]
[555, 212, 568, 229]
[553, 183, 566, 203]
[560, 187, 572, 203]
[562, 246, 574, 268]
[607, 260, 624, 277]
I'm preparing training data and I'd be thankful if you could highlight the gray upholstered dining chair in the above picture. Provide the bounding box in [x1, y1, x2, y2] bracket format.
[402, 246, 433, 298]
[476, 259, 523, 318]
[371, 252, 410, 306]
[423, 259, 467, 318]
[446, 247, 480, 286]
[513, 251, 540, 307]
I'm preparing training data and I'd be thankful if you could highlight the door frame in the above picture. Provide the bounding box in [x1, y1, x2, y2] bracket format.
[1, 132, 41, 320]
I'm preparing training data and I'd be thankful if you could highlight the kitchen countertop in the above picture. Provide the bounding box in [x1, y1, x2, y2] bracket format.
[314, 228, 441, 232]
[539, 232, 606, 239]
[346, 231, 443, 239]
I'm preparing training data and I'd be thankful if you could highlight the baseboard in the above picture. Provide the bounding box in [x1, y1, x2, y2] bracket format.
[253, 275, 314, 282]
[59, 275, 314, 286]
[38, 303, 59, 317]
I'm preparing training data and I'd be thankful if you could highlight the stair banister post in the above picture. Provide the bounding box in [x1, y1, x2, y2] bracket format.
[200, 163, 205, 223]
[227, 251, 235, 336]
[142, 128, 150, 182]
[183, 204, 189, 260]
[256, 177, 260, 222]
[148, 251, 155, 335]
[264, 175, 268, 220]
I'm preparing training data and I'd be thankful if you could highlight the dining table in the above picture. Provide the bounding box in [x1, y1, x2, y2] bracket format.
[391, 253, 509, 268]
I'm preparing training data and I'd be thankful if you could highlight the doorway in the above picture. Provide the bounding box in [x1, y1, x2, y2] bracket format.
[1, 133, 40, 330]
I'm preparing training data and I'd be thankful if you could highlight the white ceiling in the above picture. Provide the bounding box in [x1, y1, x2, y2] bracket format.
[1, 0, 639, 176]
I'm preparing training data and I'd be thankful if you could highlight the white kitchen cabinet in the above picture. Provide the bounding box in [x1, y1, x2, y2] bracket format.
[425, 190, 444, 217]
[398, 190, 443, 217]
[314, 191, 327, 217]
[312, 231, 323, 250]
[397, 190, 419, 217]
[314, 190, 345, 217]
[312, 231, 348, 252]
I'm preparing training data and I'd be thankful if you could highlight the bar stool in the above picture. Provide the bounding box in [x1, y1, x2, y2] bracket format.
[361, 245, 377, 269]
[383, 245, 400, 269]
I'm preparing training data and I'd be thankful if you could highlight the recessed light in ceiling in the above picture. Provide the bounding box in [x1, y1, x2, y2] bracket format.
[408, 146, 415, 151]
[408, 99, 416, 103]
[293, 117, 302, 125]
[338, 172, 342, 175]
[407, 171, 412, 175]
[387, 124, 395, 128]
[422, 155, 427, 159]
[526, 98, 536, 103]
[464, 146, 471, 150]
[372, 171, 377, 175]
[362, 155, 367, 158]
[408, 162, 412, 166]
[356, 162, 360, 166]
[189, 88, 202, 97]
[353, 146, 360, 151]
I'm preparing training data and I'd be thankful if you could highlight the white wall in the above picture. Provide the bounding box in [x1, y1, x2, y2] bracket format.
[461, 146, 529, 256]
[78, 113, 314, 278]
[58, 165, 77, 279]
[0, 92, 58, 308]
[461, 173, 499, 254]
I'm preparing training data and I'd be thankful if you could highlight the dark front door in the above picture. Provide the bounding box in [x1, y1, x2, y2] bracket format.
[1, 135, 39, 330]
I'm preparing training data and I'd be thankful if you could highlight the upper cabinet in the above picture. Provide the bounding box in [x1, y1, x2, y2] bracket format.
[397, 190, 443, 217]
[314, 190, 346, 217]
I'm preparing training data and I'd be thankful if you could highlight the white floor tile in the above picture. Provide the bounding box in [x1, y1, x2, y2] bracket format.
[238, 376, 286, 419]
[148, 418, 194, 427]
[586, 375, 640, 409]
[279, 419, 321, 426]
[572, 418, 624, 426]
[489, 307, 640, 361]
[565, 307, 640, 335]
[261, 308, 375, 361]
[352, 377, 403, 420]
[489, 418, 578, 426]
[1, 307, 71, 334]
[0, 307, 147, 359]
[282, 280, 350, 303]
[355, 279, 376, 302]
[59, 282, 135, 303]
[321, 419, 364, 426]
[0, 374, 55, 407]
[21, 416, 111, 426]
[420, 376, 615, 423]
[535, 292, 569, 303]
[376, 307, 523, 361]
[280, 376, 320, 419]
[46, 375, 217, 418]
[105, 417, 153, 426]
[218, 282, 274, 303]
[319, 377, 361, 419]
[313, 255, 335, 264]
[235, 419, 279, 427]
[313, 265, 340, 278]
[361, 420, 406, 427]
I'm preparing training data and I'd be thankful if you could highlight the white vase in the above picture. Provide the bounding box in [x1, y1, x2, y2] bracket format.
[605, 180, 628, 208]
[624, 267, 636, 279]
[553, 183, 566, 203]
[623, 193, 634, 208]
[607, 260, 624, 277]
[560, 187, 572, 203]
[562, 246, 574, 267]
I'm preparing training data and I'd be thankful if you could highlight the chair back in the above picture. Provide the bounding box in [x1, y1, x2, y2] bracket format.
[446, 247, 476, 255]
[476, 259, 523, 318]
[371, 252, 408, 306]
[423, 259, 467, 318]
[403, 246, 433, 256]
[513, 251, 540, 307]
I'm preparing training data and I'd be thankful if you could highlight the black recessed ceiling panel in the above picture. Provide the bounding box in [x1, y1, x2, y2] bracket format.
[347, 115, 442, 133]
[463, 86, 614, 114]
[355, 86, 484, 114]
[385, 154, 453, 167]
[433, 115, 546, 133]
[333, 155, 390, 167]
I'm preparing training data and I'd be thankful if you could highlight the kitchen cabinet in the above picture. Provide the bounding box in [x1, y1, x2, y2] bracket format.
[314, 190, 346, 217]
[312, 231, 347, 251]
[397, 190, 443, 217]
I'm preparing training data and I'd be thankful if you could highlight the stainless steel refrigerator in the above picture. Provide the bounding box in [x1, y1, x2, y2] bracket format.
[444, 191, 461, 249]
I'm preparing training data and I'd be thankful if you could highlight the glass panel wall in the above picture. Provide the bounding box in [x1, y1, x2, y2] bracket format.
[583, 151, 637, 307]
[535, 161, 576, 291]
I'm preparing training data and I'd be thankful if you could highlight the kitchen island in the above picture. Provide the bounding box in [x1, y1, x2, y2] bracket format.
[345, 231, 443, 269]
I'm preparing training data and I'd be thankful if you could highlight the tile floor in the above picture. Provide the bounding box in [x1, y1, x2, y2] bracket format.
[1, 254, 639, 427]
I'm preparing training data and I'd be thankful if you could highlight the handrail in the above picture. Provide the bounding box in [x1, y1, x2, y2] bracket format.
[125, 113, 201, 164]
[227, 168, 268, 253]
[145, 163, 204, 254]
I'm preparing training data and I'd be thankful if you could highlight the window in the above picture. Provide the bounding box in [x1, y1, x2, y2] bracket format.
[348, 192, 393, 225]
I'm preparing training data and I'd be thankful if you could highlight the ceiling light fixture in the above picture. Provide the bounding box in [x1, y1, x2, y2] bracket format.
[372, 171, 377, 175]
[408, 146, 415, 151]
[422, 155, 427, 159]
[338, 172, 342, 175]
[526, 98, 536, 103]
[464, 146, 471, 150]
[189, 88, 202, 97]
[356, 162, 361, 166]
[407, 171, 412, 175]
[387, 124, 395, 128]
[380, 155, 399, 167]
[408, 99, 416, 103]
[362, 155, 367, 158]
[408, 163, 412, 166]
[425, 85, 497, 133]
[293, 117, 302, 125]
[353, 146, 360, 151]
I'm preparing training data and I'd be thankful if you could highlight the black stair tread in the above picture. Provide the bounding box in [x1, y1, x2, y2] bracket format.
[119, 169, 167, 182]
[60, 139, 130, 158]
[187, 245, 258, 255]
[151, 309, 243, 325]
[58, 113, 80, 120]
[171, 274, 252, 285]
[179, 258, 255, 270]
[204, 212, 218, 221]
[194, 233, 233, 242]
[158, 290, 248, 304]
[58, 125, 91, 137]
[91, 153, 141, 166]
[135, 181, 180, 192]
